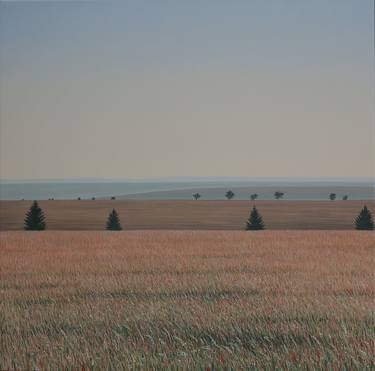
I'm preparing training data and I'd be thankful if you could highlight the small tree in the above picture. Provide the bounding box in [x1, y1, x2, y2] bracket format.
[193, 193, 201, 200]
[274, 191, 284, 200]
[329, 193, 336, 201]
[225, 190, 235, 200]
[106, 209, 122, 230]
[246, 206, 265, 230]
[24, 201, 46, 230]
[250, 193, 258, 201]
[355, 206, 374, 230]
[342, 195, 348, 201]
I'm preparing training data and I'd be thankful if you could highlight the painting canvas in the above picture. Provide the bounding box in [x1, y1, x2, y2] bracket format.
[0, 1, 374, 369]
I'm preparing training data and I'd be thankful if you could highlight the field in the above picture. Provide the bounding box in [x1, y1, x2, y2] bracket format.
[1, 231, 374, 369]
[1, 200, 374, 231]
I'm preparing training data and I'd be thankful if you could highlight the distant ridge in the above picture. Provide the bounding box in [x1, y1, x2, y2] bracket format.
[1, 176, 374, 185]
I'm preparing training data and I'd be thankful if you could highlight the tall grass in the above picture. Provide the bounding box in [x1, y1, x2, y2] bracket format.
[0, 231, 374, 369]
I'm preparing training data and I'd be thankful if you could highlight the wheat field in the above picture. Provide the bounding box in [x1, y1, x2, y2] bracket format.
[1, 200, 374, 230]
[0, 231, 374, 370]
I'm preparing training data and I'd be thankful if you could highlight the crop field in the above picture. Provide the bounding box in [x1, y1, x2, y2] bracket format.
[1, 200, 374, 230]
[0, 231, 374, 369]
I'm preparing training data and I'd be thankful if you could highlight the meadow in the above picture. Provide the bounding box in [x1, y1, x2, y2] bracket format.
[1, 231, 374, 369]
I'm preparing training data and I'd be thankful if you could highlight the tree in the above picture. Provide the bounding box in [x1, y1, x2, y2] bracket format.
[192, 193, 201, 200]
[24, 201, 46, 230]
[246, 206, 265, 230]
[274, 191, 284, 200]
[111, 196, 116, 200]
[225, 190, 235, 200]
[355, 206, 374, 230]
[106, 209, 122, 230]
[329, 193, 336, 201]
[342, 195, 348, 201]
[250, 194, 258, 201]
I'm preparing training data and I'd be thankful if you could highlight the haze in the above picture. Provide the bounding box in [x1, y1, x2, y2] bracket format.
[0, 0, 374, 180]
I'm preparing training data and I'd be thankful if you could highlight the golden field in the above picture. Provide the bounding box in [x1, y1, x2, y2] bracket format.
[0, 231, 374, 369]
[1, 200, 374, 230]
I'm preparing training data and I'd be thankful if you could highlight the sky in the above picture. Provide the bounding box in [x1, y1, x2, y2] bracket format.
[0, 0, 374, 180]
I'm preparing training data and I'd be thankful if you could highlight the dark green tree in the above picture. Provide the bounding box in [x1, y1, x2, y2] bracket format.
[274, 191, 284, 200]
[246, 206, 265, 230]
[355, 206, 374, 230]
[250, 193, 258, 201]
[329, 193, 336, 201]
[24, 201, 46, 230]
[225, 190, 235, 200]
[106, 209, 122, 230]
[342, 195, 348, 201]
[193, 193, 201, 200]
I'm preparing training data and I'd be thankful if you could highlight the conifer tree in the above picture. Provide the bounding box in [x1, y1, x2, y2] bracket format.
[355, 206, 374, 230]
[106, 209, 122, 230]
[246, 206, 265, 230]
[24, 201, 46, 230]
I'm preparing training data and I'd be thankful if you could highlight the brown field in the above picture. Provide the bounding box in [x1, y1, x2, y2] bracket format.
[1, 200, 374, 231]
[0, 231, 374, 369]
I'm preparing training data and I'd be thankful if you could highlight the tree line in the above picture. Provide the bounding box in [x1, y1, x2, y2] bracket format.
[23, 200, 374, 231]
[192, 191, 349, 200]
[71, 191, 349, 201]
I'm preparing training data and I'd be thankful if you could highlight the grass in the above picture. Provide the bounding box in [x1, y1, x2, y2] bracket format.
[0, 231, 374, 369]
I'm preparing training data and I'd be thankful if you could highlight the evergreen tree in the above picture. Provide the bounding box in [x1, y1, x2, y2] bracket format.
[106, 209, 122, 230]
[355, 206, 374, 230]
[193, 193, 201, 200]
[24, 201, 46, 230]
[246, 206, 265, 230]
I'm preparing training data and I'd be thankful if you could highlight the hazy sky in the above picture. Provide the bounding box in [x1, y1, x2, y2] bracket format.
[0, 0, 374, 180]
